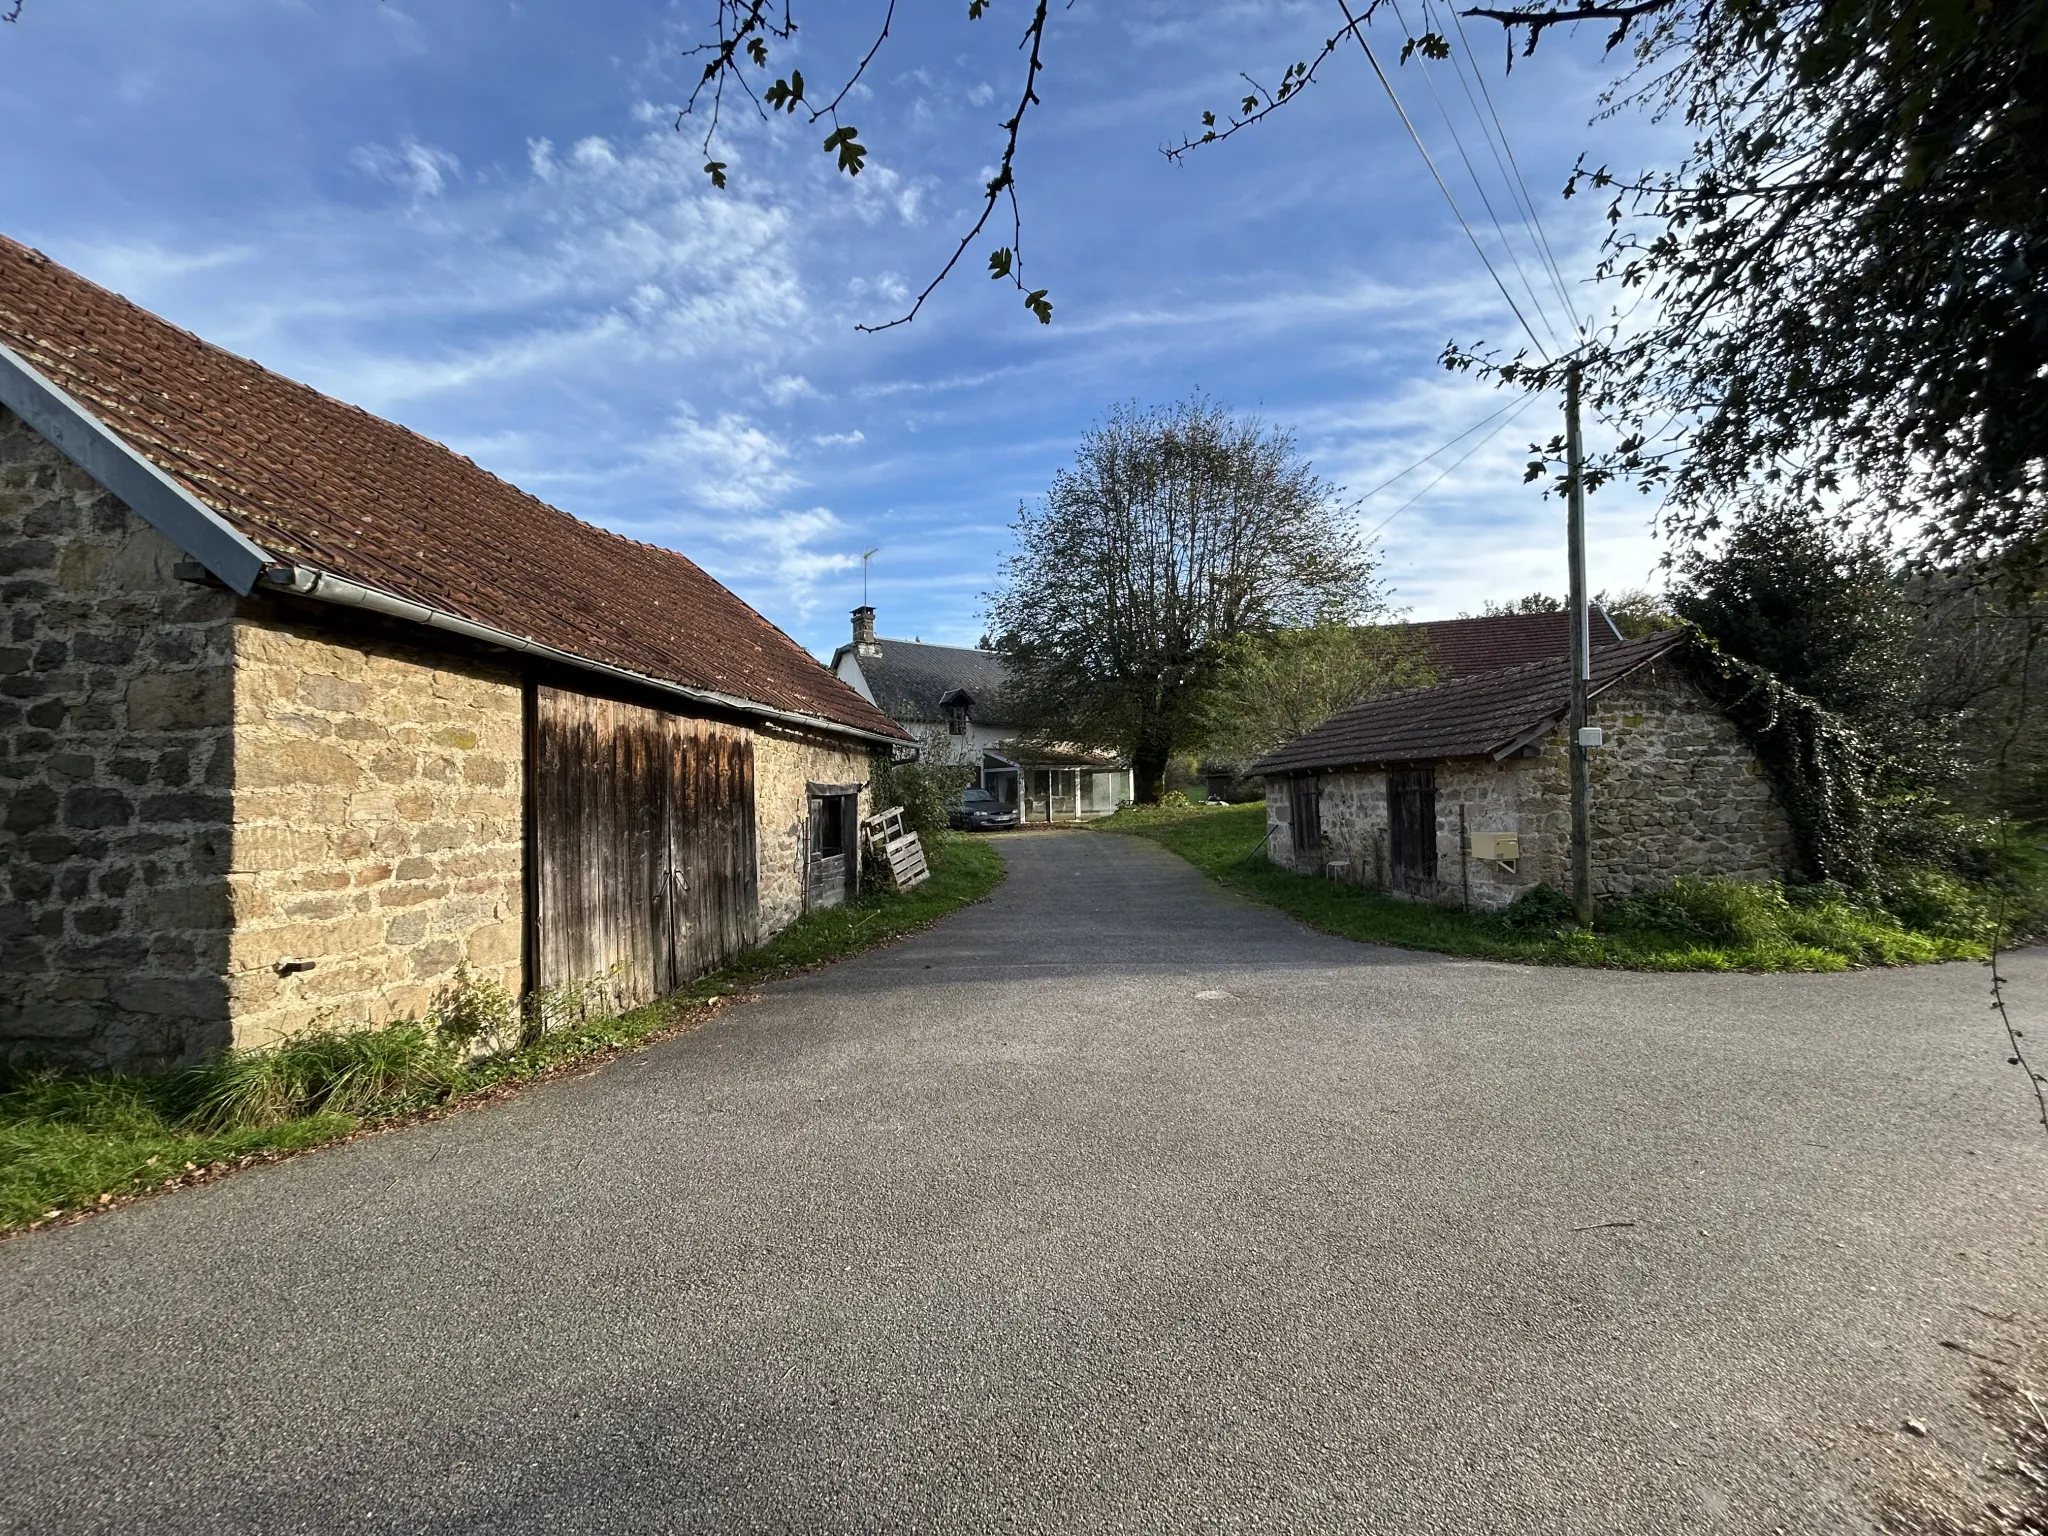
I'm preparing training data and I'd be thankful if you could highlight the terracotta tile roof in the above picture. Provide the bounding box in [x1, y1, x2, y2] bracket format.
[1402, 609, 1622, 679]
[0, 235, 907, 742]
[1250, 628, 1692, 776]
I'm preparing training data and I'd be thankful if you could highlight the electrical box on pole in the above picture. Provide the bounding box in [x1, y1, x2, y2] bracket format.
[1565, 361, 1593, 926]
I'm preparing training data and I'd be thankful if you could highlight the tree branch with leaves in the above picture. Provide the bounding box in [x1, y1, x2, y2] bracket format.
[677, 0, 1057, 329]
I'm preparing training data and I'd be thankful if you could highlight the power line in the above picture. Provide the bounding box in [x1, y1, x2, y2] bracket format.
[1365, 391, 1544, 538]
[1386, 0, 1567, 352]
[1436, 0, 1583, 333]
[1358, 395, 1523, 501]
[1333, 0, 1555, 362]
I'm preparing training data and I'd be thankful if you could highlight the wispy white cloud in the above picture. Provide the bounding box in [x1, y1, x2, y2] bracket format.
[642, 407, 801, 511]
[348, 137, 461, 201]
[713, 507, 861, 620]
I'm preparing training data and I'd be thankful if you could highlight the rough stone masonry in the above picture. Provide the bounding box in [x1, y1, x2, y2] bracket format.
[1264, 657, 1795, 908]
[1, 405, 876, 1073]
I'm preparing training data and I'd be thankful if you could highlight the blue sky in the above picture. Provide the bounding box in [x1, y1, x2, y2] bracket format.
[1, 1, 1672, 658]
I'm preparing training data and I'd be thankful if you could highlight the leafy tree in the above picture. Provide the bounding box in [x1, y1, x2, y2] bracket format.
[1667, 506, 1919, 734]
[1481, 592, 1564, 615]
[1593, 587, 1682, 638]
[1460, 588, 1680, 633]
[1907, 572, 2048, 822]
[1202, 618, 1435, 767]
[1456, 0, 2048, 583]
[986, 398, 1382, 801]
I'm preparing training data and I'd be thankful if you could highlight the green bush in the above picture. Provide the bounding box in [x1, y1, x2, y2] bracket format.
[1157, 788, 1191, 810]
[1492, 883, 1576, 932]
[430, 964, 519, 1052]
[875, 759, 975, 839]
[1604, 877, 1793, 946]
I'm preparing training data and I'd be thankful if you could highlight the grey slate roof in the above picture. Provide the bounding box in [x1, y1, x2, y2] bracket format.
[842, 638, 1013, 724]
[1250, 628, 1692, 776]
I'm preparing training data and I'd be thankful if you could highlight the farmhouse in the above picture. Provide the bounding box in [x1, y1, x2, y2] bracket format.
[1251, 628, 1796, 908]
[0, 236, 910, 1074]
[831, 607, 1132, 820]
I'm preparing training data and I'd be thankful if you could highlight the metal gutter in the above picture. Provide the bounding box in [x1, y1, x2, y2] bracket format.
[263, 565, 908, 749]
[0, 340, 271, 594]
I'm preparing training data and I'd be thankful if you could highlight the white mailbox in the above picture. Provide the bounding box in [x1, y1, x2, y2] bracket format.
[1470, 832, 1519, 862]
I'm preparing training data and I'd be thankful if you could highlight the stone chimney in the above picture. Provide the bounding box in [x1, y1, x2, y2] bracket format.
[851, 606, 881, 657]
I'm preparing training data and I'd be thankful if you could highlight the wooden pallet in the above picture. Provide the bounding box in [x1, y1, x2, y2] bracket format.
[860, 807, 930, 891]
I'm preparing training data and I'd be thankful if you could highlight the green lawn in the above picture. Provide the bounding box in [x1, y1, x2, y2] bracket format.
[1095, 802, 1988, 972]
[0, 834, 1003, 1235]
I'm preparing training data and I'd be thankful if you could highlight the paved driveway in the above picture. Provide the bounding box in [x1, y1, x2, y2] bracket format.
[4, 832, 2044, 1534]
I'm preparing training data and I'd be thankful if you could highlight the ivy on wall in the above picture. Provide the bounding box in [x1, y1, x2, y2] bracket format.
[1677, 636, 1880, 886]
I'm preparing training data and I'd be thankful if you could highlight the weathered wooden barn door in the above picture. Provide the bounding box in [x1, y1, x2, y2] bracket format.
[665, 719, 758, 986]
[1288, 776, 1322, 871]
[1386, 766, 1438, 898]
[532, 686, 757, 1006]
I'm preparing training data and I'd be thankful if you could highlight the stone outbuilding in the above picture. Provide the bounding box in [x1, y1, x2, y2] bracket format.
[1250, 629, 1795, 908]
[0, 236, 911, 1073]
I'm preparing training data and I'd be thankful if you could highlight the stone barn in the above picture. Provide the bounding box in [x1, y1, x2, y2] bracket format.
[1250, 629, 1796, 909]
[0, 236, 910, 1073]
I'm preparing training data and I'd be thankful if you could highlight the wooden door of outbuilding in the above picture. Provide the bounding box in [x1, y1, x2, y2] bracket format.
[531, 686, 758, 1006]
[804, 785, 859, 911]
[1387, 766, 1438, 898]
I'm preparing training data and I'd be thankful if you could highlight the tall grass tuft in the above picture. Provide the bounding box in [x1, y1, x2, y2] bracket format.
[177, 1021, 461, 1132]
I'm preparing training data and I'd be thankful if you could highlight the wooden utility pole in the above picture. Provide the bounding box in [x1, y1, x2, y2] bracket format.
[1565, 360, 1593, 925]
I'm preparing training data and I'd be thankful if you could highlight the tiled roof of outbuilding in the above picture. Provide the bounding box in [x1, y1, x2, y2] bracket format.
[1250, 628, 1692, 776]
[1401, 609, 1622, 679]
[0, 235, 906, 743]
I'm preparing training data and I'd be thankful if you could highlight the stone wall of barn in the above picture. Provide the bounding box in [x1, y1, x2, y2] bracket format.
[225, 612, 526, 1049]
[1265, 769, 1392, 880]
[1554, 657, 1793, 896]
[0, 407, 241, 1072]
[754, 724, 875, 935]
[1263, 658, 1794, 909]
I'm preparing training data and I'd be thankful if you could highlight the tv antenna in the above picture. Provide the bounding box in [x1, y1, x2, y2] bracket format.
[860, 547, 880, 605]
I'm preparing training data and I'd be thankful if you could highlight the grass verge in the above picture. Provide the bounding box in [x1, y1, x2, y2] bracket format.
[0, 834, 1003, 1236]
[1095, 802, 1988, 971]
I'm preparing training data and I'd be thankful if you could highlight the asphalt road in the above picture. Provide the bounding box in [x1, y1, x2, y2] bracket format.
[4, 831, 2045, 1535]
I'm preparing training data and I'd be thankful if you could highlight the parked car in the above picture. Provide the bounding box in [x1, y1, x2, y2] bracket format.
[948, 785, 1021, 831]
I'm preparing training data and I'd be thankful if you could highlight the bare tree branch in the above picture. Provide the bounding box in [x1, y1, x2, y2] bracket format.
[677, 0, 1057, 329]
[1461, 0, 1679, 55]
[806, 0, 895, 125]
[857, 0, 1054, 332]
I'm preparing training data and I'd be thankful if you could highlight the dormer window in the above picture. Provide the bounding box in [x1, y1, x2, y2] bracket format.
[939, 687, 974, 736]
